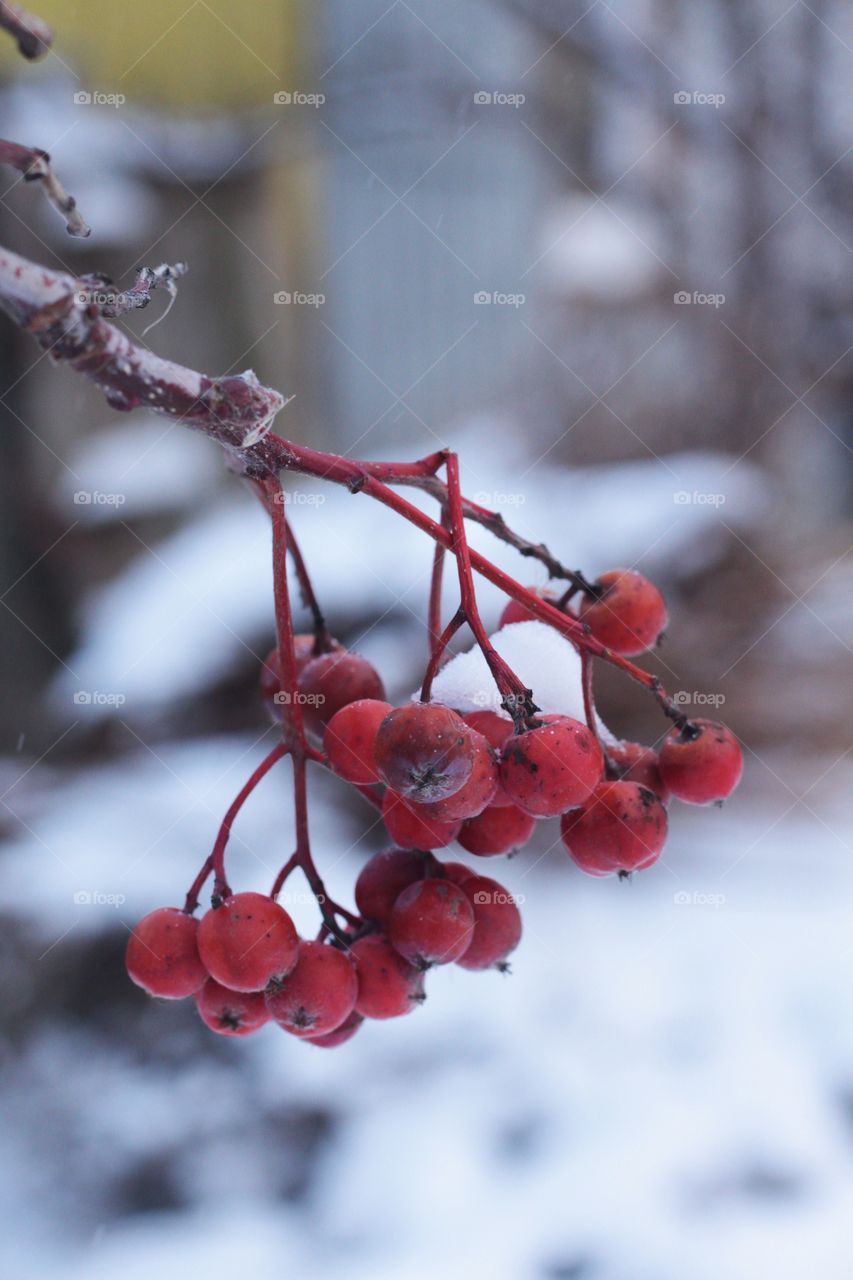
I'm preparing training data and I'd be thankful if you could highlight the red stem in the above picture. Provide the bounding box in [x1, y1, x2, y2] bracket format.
[210, 741, 289, 900]
[420, 607, 464, 702]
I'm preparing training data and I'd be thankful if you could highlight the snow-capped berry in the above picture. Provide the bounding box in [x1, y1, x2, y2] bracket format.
[354, 848, 427, 925]
[608, 740, 669, 802]
[455, 874, 522, 971]
[389, 877, 475, 968]
[265, 940, 358, 1038]
[307, 1009, 364, 1048]
[195, 979, 270, 1036]
[373, 703, 475, 803]
[658, 719, 742, 804]
[198, 892, 299, 992]
[126, 907, 208, 999]
[499, 715, 603, 817]
[298, 650, 385, 734]
[351, 934, 426, 1019]
[382, 789, 462, 850]
[458, 802, 536, 856]
[560, 780, 668, 875]
[324, 698, 393, 784]
[418, 729, 498, 821]
[578, 569, 667, 656]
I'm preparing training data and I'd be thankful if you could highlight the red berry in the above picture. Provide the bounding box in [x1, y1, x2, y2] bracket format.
[419, 730, 498, 821]
[195, 978, 270, 1036]
[499, 586, 561, 627]
[441, 860, 477, 884]
[265, 940, 358, 1038]
[499, 716, 603, 817]
[462, 711, 516, 806]
[351, 934, 426, 1019]
[458, 802, 536, 856]
[260, 638, 341, 714]
[126, 907, 207, 999]
[608, 741, 669, 802]
[560, 780, 668, 875]
[298, 650, 385, 734]
[658, 719, 742, 804]
[382, 788, 462, 850]
[578, 569, 667, 656]
[373, 703, 475, 803]
[389, 877, 475, 967]
[455, 874, 522, 971]
[354, 848, 427, 925]
[324, 698, 393, 784]
[197, 892, 299, 992]
[307, 1009, 364, 1048]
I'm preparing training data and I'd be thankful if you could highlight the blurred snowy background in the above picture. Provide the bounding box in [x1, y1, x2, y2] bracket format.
[0, 1, 851, 1277]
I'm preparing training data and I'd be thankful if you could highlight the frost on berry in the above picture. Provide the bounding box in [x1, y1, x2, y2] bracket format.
[307, 1009, 364, 1049]
[458, 802, 536, 857]
[197, 892, 299, 992]
[389, 877, 475, 968]
[373, 702, 475, 803]
[265, 940, 358, 1038]
[354, 848, 428, 925]
[578, 569, 667, 656]
[382, 788, 462, 850]
[351, 934, 426, 1019]
[324, 698, 393, 784]
[125, 907, 208, 999]
[298, 650, 385, 734]
[499, 715, 604, 817]
[560, 780, 668, 876]
[195, 978, 270, 1036]
[658, 719, 743, 804]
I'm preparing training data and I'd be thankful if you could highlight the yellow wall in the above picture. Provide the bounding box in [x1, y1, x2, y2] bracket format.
[1, 0, 302, 110]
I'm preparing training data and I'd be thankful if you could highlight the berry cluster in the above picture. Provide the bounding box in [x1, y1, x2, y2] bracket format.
[126, 460, 742, 1051]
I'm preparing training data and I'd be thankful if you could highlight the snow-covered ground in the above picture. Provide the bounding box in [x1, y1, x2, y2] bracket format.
[1, 733, 851, 1280]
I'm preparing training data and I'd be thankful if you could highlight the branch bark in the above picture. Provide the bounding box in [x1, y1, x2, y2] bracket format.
[0, 0, 51, 58]
[0, 140, 90, 237]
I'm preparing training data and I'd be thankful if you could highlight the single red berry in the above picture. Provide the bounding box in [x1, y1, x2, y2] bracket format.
[455, 874, 522, 971]
[324, 698, 393, 784]
[462, 711, 516, 806]
[499, 586, 561, 627]
[198, 892, 299, 992]
[608, 740, 669, 803]
[260, 637, 341, 715]
[658, 719, 743, 804]
[265, 940, 358, 1038]
[351, 934, 426, 1019]
[578, 569, 667, 656]
[298, 650, 385, 734]
[419, 730, 498, 821]
[354, 848, 428, 925]
[499, 715, 603, 817]
[458, 802, 536, 856]
[389, 877, 475, 968]
[307, 1009, 364, 1048]
[195, 978, 270, 1036]
[126, 907, 208, 999]
[382, 788, 462, 850]
[373, 702, 475, 803]
[560, 780, 668, 875]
